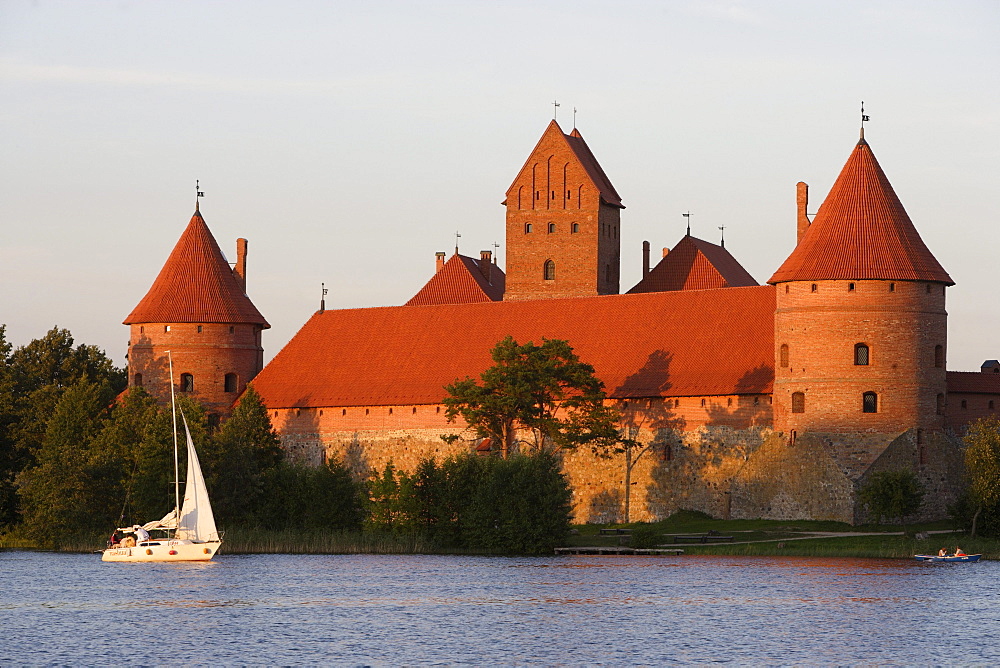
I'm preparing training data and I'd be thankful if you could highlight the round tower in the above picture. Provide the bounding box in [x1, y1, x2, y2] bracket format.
[769, 136, 953, 438]
[124, 204, 270, 418]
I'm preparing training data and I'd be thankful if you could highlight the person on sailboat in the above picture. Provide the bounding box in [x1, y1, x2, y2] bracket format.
[133, 525, 150, 544]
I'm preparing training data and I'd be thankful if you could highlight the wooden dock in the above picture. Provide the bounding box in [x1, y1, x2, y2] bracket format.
[554, 546, 684, 556]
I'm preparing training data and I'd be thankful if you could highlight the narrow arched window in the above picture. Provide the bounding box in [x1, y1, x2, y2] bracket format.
[180, 373, 194, 392]
[934, 345, 944, 368]
[547, 222, 555, 233]
[543, 260, 555, 281]
[791, 392, 805, 413]
[854, 343, 870, 366]
[780, 344, 789, 368]
[224, 373, 237, 393]
[524, 223, 533, 233]
[936, 393, 945, 415]
[571, 223, 579, 233]
[862, 391, 878, 413]
[134, 373, 143, 387]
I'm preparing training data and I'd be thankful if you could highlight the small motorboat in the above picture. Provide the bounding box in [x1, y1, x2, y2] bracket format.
[914, 553, 982, 563]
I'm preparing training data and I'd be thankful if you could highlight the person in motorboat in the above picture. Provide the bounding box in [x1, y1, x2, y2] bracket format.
[955, 547, 966, 556]
[937, 548, 947, 557]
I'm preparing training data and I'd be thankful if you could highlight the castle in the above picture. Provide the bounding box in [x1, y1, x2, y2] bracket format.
[125, 120, 1000, 523]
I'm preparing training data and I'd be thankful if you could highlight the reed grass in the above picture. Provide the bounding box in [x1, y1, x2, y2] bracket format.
[220, 527, 431, 555]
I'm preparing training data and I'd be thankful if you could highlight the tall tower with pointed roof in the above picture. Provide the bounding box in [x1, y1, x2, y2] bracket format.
[503, 120, 624, 300]
[769, 134, 953, 438]
[124, 205, 270, 418]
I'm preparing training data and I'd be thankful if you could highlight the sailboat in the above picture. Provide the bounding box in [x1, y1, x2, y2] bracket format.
[102, 352, 222, 562]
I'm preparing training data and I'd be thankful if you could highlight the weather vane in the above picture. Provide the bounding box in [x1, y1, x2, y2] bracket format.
[683, 211, 691, 237]
[573, 107, 578, 128]
[195, 179, 204, 209]
[492, 241, 500, 263]
[455, 230, 461, 255]
[861, 101, 870, 138]
[552, 99, 560, 120]
[320, 282, 328, 311]
[719, 225, 726, 248]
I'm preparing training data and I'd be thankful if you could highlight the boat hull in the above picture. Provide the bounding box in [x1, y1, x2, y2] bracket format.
[914, 554, 982, 563]
[101, 540, 221, 562]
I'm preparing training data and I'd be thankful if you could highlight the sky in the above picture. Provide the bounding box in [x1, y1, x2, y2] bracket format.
[1, 0, 998, 372]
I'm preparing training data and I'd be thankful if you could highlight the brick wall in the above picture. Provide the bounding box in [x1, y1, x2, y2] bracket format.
[127, 321, 265, 416]
[503, 128, 620, 300]
[774, 279, 948, 434]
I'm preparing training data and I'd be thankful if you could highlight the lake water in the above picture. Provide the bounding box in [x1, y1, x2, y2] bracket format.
[2, 551, 998, 665]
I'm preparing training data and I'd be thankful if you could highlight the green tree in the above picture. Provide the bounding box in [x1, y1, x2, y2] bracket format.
[858, 469, 925, 531]
[0, 326, 17, 526]
[443, 336, 619, 457]
[17, 378, 113, 543]
[206, 385, 284, 525]
[365, 462, 417, 533]
[256, 457, 362, 532]
[963, 416, 1000, 538]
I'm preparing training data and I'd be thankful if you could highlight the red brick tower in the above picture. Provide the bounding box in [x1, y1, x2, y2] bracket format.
[503, 120, 624, 300]
[124, 204, 270, 418]
[769, 134, 953, 437]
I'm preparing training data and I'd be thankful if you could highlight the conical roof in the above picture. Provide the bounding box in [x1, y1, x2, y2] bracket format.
[124, 208, 270, 326]
[769, 138, 952, 285]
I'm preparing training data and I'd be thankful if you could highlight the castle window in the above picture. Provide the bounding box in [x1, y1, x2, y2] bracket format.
[854, 343, 870, 366]
[780, 344, 789, 368]
[785, 285, 789, 293]
[134, 373, 143, 387]
[342, 408, 346, 415]
[525, 223, 533, 233]
[365, 408, 369, 416]
[535, 191, 540, 200]
[961, 399, 968, 410]
[862, 391, 878, 413]
[926, 284, 932, 294]
[661, 443, 672, 461]
[700, 398, 706, 407]
[934, 345, 944, 368]
[937, 393, 945, 415]
[811, 284, 817, 293]
[889, 283, 895, 292]
[566, 190, 571, 199]
[791, 392, 805, 413]
[544, 260, 556, 281]
[229, 326, 235, 334]
[675, 399, 680, 408]
[140, 326, 144, 334]
[389, 407, 393, 415]
[164, 325, 171, 333]
[436, 406, 440, 413]
[197, 325, 203, 333]
[572, 223, 579, 233]
[990, 400, 995, 410]
[727, 397, 733, 407]
[412, 406, 417, 414]
[180, 374, 194, 393]
[848, 283, 855, 292]
[754, 396, 760, 406]
[224, 373, 237, 393]
[548, 223, 555, 234]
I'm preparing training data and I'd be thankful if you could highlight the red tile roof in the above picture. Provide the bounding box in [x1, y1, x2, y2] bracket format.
[504, 121, 624, 209]
[405, 253, 505, 306]
[947, 371, 1000, 395]
[251, 285, 775, 408]
[769, 138, 953, 285]
[124, 208, 270, 326]
[628, 235, 758, 293]
[565, 127, 624, 209]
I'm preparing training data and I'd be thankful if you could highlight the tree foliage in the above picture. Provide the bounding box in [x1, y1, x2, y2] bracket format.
[364, 452, 572, 554]
[443, 336, 619, 456]
[858, 469, 925, 529]
[962, 416, 1000, 537]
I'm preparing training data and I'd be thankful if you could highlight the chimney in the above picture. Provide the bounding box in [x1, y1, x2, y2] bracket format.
[480, 251, 493, 282]
[642, 241, 650, 278]
[796, 182, 810, 245]
[435, 252, 446, 273]
[662, 247, 670, 258]
[234, 238, 248, 292]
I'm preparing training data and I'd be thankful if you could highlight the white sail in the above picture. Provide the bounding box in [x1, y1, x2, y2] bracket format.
[174, 414, 219, 542]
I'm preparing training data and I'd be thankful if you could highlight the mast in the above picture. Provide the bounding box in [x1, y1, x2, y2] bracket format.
[167, 350, 180, 531]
